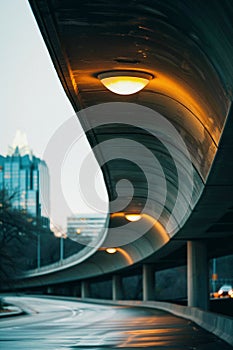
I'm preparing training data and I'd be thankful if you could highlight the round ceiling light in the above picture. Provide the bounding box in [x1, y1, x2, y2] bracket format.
[125, 214, 142, 222]
[98, 70, 153, 95]
[106, 247, 117, 254]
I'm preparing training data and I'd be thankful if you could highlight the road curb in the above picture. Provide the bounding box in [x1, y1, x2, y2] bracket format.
[0, 306, 23, 318]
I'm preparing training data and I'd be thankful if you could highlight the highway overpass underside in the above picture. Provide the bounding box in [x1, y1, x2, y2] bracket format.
[18, 0, 233, 310]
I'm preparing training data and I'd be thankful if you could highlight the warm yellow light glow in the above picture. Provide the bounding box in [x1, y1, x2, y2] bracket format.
[117, 248, 134, 265]
[76, 229, 81, 234]
[98, 71, 153, 95]
[110, 212, 169, 242]
[125, 214, 142, 222]
[106, 247, 117, 254]
[100, 76, 149, 95]
[142, 213, 170, 243]
[153, 73, 220, 144]
[110, 212, 125, 219]
[100, 247, 133, 264]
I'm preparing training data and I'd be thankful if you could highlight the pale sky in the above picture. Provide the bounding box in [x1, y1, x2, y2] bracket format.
[0, 0, 108, 229]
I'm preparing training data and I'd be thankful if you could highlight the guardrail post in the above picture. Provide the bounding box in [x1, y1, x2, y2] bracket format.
[187, 241, 209, 310]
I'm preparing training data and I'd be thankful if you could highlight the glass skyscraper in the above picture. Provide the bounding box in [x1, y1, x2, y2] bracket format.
[0, 131, 50, 225]
[67, 213, 106, 245]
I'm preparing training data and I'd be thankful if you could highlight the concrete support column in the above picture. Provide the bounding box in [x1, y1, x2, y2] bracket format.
[112, 275, 123, 300]
[81, 280, 90, 298]
[143, 264, 155, 301]
[187, 241, 209, 310]
[47, 286, 54, 294]
[72, 285, 79, 297]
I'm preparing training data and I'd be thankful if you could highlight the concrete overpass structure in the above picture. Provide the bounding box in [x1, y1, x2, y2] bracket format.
[10, 0, 233, 315]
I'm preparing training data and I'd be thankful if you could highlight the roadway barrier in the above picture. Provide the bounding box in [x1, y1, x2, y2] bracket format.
[78, 298, 233, 346]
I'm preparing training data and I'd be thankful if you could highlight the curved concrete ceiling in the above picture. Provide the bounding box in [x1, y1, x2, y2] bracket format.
[27, 0, 233, 282]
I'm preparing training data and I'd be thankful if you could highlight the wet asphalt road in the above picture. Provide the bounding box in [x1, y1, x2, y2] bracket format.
[0, 296, 232, 349]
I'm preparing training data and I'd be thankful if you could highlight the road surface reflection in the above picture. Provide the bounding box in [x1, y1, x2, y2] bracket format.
[0, 296, 231, 349]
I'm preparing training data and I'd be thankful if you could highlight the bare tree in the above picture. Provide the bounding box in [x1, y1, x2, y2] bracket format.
[0, 190, 83, 289]
[0, 190, 50, 286]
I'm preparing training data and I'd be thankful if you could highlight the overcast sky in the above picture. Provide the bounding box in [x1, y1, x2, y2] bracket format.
[0, 1, 108, 228]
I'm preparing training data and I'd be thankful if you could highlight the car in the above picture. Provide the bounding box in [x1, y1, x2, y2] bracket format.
[217, 285, 233, 298]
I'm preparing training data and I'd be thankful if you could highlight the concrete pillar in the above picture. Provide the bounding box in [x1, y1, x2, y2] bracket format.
[112, 275, 123, 300]
[72, 285, 80, 297]
[47, 286, 54, 294]
[143, 264, 155, 301]
[187, 241, 209, 310]
[81, 281, 90, 298]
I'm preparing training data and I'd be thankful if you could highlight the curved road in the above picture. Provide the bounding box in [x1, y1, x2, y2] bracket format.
[0, 296, 231, 349]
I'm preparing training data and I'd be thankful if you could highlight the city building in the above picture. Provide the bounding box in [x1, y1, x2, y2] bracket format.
[67, 213, 106, 245]
[0, 130, 50, 226]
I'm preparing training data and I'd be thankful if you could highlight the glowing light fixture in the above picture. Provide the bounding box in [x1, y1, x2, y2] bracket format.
[76, 229, 81, 234]
[98, 70, 153, 95]
[125, 214, 142, 222]
[106, 247, 117, 254]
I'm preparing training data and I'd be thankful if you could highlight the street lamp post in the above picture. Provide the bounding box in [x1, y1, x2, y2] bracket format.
[60, 236, 64, 262]
[37, 233, 41, 269]
[30, 224, 41, 269]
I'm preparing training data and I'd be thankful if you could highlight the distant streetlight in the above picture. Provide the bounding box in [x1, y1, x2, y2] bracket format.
[30, 230, 41, 269]
[60, 236, 64, 262]
[29, 219, 41, 269]
[37, 233, 41, 268]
